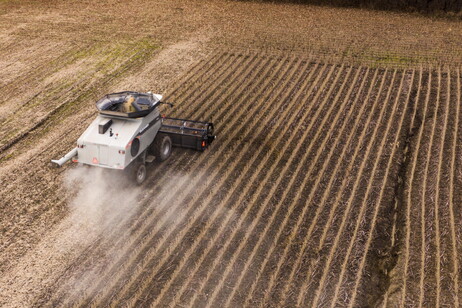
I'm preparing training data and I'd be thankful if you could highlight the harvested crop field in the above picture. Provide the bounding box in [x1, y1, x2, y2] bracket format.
[1, 0, 462, 307]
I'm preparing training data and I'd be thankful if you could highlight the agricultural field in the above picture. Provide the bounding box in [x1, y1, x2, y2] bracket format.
[1, 0, 462, 307]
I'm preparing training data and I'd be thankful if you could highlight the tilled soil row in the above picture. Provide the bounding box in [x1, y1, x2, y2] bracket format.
[38, 54, 422, 304]
[385, 68, 462, 307]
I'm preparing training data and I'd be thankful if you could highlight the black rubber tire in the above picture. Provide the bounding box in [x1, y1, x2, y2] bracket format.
[133, 163, 146, 185]
[153, 134, 172, 162]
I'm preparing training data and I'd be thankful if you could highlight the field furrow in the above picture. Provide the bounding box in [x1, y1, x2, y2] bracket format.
[387, 68, 436, 306]
[324, 68, 416, 307]
[456, 68, 462, 306]
[451, 68, 462, 307]
[434, 68, 456, 307]
[282, 67, 385, 304]
[212, 65, 355, 307]
[244, 68, 364, 305]
[419, 69, 443, 307]
[284, 69, 394, 306]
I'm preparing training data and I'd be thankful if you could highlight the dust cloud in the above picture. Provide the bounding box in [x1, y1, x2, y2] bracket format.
[63, 166, 142, 239]
[47, 166, 145, 300]
[0, 166, 144, 307]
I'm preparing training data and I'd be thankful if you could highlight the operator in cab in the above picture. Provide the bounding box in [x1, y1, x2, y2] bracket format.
[122, 95, 136, 113]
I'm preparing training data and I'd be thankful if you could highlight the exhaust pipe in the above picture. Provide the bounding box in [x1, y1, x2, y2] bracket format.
[51, 147, 78, 167]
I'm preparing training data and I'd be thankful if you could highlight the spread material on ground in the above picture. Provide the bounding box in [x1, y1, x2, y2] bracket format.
[0, 0, 461, 307]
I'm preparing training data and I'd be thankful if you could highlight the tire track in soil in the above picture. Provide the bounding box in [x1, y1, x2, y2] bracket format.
[405, 69, 436, 306]
[328, 67, 405, 308]
[380, 67, 422, 307]
[400, 70, 432, 306]
[296, 69, 400, 307]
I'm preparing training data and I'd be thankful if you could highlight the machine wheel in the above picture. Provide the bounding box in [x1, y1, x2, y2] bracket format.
[133, 163, 146, 185]
[153, 134, 172, 162]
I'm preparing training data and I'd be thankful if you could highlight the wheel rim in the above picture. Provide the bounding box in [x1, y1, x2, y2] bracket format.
[163, 141, 171, 156]
[137, 166, 145, 182]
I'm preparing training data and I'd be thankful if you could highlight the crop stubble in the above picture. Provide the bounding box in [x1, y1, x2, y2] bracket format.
[23, 52, 462, 307]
